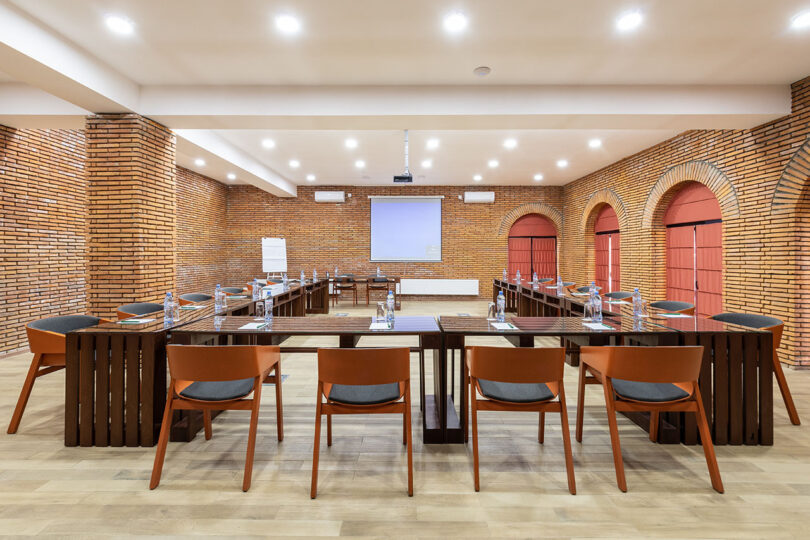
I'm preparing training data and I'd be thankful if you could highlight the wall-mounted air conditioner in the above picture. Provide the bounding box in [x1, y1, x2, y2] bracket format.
[314, 191, 345, 203]
[463, 191, 495, 204]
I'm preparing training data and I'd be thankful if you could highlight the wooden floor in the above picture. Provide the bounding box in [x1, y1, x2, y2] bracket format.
[1, 300, 808, 538]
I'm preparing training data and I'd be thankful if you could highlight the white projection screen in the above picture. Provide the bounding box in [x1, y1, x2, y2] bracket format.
[370, 197, 442, 262]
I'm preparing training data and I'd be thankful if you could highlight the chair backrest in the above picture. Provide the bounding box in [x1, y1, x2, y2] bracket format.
[317, 348, 410, 386]
[221, 287, 245, 295]
[466, 346, 565, 384]
[581, 346, 703, 384]
[117, 302, 163, 318]
[167, 345, 279, 382]
[604, 291, 633, 299]
[28, 315, 103, 335]
[576, 286, 590, 293]
[650, 300, 695, 314]
[710, 312, 783, 348]
[179, 293, 213, 303]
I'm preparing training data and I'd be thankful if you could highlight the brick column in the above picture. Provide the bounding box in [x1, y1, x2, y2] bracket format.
[85, 114, 176, 317]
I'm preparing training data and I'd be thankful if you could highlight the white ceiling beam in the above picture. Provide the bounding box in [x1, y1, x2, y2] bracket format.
[174, 130, 297, 198]
[0, 83, 88, 128]
[140, 84, 791, 130]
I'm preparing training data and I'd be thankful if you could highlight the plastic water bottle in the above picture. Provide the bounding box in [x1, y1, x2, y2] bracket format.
[282, 273, 288, 287]
[515, 269, 521, 283]
[496, 291, 506, 322]
[300, 270, 305, 284]
[590, 281, 597, 296]
[592, 289, 603, 323]
[532, 272, 538, 285]
[386, 291, 395, 326]
[556, 276, 564, 296]
[502, 268, 507, 281]
[214, 284, 223, 312]
[334, 266, 339, 277]
[377, 266, 382, 277]
[313, 269, 318, 282]
[163, 292, 173, 323]
[264, 296, 274, 324]
[632, 287, 643, 318]
[252, 278, 259, 300]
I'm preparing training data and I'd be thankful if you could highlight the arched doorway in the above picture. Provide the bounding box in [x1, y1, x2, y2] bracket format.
[664, 182, 722, 317]
[507, 214, 557, 280]
[594, 205, 620, 292]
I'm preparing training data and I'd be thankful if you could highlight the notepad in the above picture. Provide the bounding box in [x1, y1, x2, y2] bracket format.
[180, 305, 204, 310]
[571, 292, 590, 297]
[369, 322, 391, 330]
[229, 295, 248, 299]
[583, 322, 613, 330]
[605, 300, 629, 304]
[659, 313, 693, 318]
[490, 322, 518, 330]
[238, 322, 267, 330]
[545, 286, 558, 289]
[118, 318, 155, 324]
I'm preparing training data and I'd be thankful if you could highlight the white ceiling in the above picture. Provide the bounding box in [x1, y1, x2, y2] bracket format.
[1, 0, 808, 192]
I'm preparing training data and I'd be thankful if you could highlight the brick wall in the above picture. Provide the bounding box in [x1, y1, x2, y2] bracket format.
[223, 185, 564, 295]
[85, 114, 176, 317]
[176, 166, 228, 293]
[0, 126, 88, 354]
[561, 76, 810, 366]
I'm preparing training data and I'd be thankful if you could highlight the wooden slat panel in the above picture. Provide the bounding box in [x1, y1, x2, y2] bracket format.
[698, 334, 713, 444]
[682, 333, 698, 445]
[64, 333, 80, 447]
[713, 333, 729, 445]
[728, 334, 744, 445]
[79, 334, 95, 447]
[743, 333, 758, 445]
[110, 335, 125, 446]
[140, 334, 155, 447]
[153, 334, 167, 443]
[758, 332, 774, 446]
[94, 334, 110, 447]
[125, 335, 140, 447]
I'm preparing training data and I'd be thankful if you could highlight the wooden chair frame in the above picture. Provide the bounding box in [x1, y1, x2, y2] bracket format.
[311, 347, 413, 498]
[466, 346, 576, 494]
[575, 346, 723, 493]
[150, 345, 283, 492]
[366, 277, 392, 305]
[332, 277, 358, 306]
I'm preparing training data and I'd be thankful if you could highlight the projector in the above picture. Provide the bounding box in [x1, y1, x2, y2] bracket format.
[393, 172, 413, 183]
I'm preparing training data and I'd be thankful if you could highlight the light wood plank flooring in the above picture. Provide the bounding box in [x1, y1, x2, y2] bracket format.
[0, 300, 808, 538]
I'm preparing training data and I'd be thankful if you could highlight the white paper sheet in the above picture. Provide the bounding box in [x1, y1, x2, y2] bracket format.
[583, 322, 613, 330]
[118, 318, 156, 324]
[490, 322, 518, 330]
[369, 322, 391, 330]
[659, 313, 693, 318]
[239, 322, 267, 330]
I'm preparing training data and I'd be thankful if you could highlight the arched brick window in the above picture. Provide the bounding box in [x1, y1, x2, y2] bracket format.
[507, 214, 557, 280]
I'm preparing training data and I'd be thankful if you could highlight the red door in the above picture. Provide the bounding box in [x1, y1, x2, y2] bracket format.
[664, 183, 723, 317]
[508, 214, 557, 280]
[594, 206, 620, 292]
[531, 237, 557, 279]
[507, 237, 532, 279]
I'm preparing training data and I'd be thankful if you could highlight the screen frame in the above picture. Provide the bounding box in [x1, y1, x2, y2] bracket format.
[368, 196, 443, 263]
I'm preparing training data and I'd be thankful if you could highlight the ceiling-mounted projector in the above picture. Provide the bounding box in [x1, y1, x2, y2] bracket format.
[394, 129, 413, 183]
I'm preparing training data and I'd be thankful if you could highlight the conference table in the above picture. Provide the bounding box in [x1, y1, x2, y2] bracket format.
[330, 275, 401, 310]
[492, 278, 775, 445]
[64, 280, 328, 447]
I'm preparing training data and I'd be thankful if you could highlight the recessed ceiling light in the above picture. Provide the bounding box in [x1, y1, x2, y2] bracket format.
[616, 10, 643, 32]
[275, 14, 301, 35]
[473, 66, 491, 77]
[533, 173, 544, 181]
[473, 174, 483, 181]
[443, 11, 468, 34]
[289, 159, 300, 168]
[588, 138, 602, 149]
[306, 174, 316, 181]
[792, 11, 810, 29]
[556, 159, 568, 168]
[194, 158, 205, 167]
[261, 138, 276, 149]
[426, 138, 440, 150]
[104, 15, 135, 36]
[488, 159, 499, 168]
[344, 138, 358, 149]
[421, 159, 432, 168]
[355, 160, 366, 169]
[503, 138, 518, 149]
[226, 173, 236, 180]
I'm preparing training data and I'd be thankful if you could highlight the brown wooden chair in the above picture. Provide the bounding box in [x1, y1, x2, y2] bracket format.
[311, 347, 412, 498]
[8, 315, 108, 434]
[333, 275, 358, 305]
[178, 293, 213, 306]
[649, 300, 695, 315]
[467, 346, 576, 494]
[710, 313, 800, 425]
[116, 302, 163, 320]
[366, 277, 392, 304]
[150, 344, 283, 492]
[576, 346, 723, 493]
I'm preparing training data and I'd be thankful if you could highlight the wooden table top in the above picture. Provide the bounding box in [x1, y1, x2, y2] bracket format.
[173, 315, 440, 335]
[438, 315, 678, 336]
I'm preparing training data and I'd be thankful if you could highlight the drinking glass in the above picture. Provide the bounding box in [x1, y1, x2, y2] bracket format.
[255, 300, 264, 319]
[486, 302, 496, 320]
[172, 301, 180, 321]
[376, 302, 386, 323]
[583, 301, 594, 322]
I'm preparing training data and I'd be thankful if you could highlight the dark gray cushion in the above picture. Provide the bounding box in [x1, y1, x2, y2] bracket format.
[221, 287, 244, 294]
[538, 278, 554, 283]
[478, 379, 554, 403]
[650, 300, 694, 312]
[371, 277, 389, 283]
[28, 315, 102, 334]
[604, 291, 633, 299]
[711, 312, 782, 329]
[576, 286, 602, 293]
[329, 383, 400, 405]
[561, 282, 575, 287]
[118, 302, 163, 316]
[180, 293, 213, 302]
[612, 379, 690, 402]
[179, 377, 255, 401]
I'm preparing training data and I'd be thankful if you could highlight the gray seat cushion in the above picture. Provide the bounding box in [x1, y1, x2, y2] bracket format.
[612, 379, 690, 402]
[28, 315, 103, 335]
[179, 378, 255, 401]
[561, 281, 575, 287]
[650, 300, 694, 312]
[179, 293, 213, 302]
[478, 379, 554, 403]
[371, 277, 389, 283]
[221, 287, 244, 294]
[329, 383, 400, 405]
[711, 312, 782, 329]
[537, 278, 554, 283]
[604, 291, 633, 299]
[118, 302, 163, 316]
[576, 285, 602, 293]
